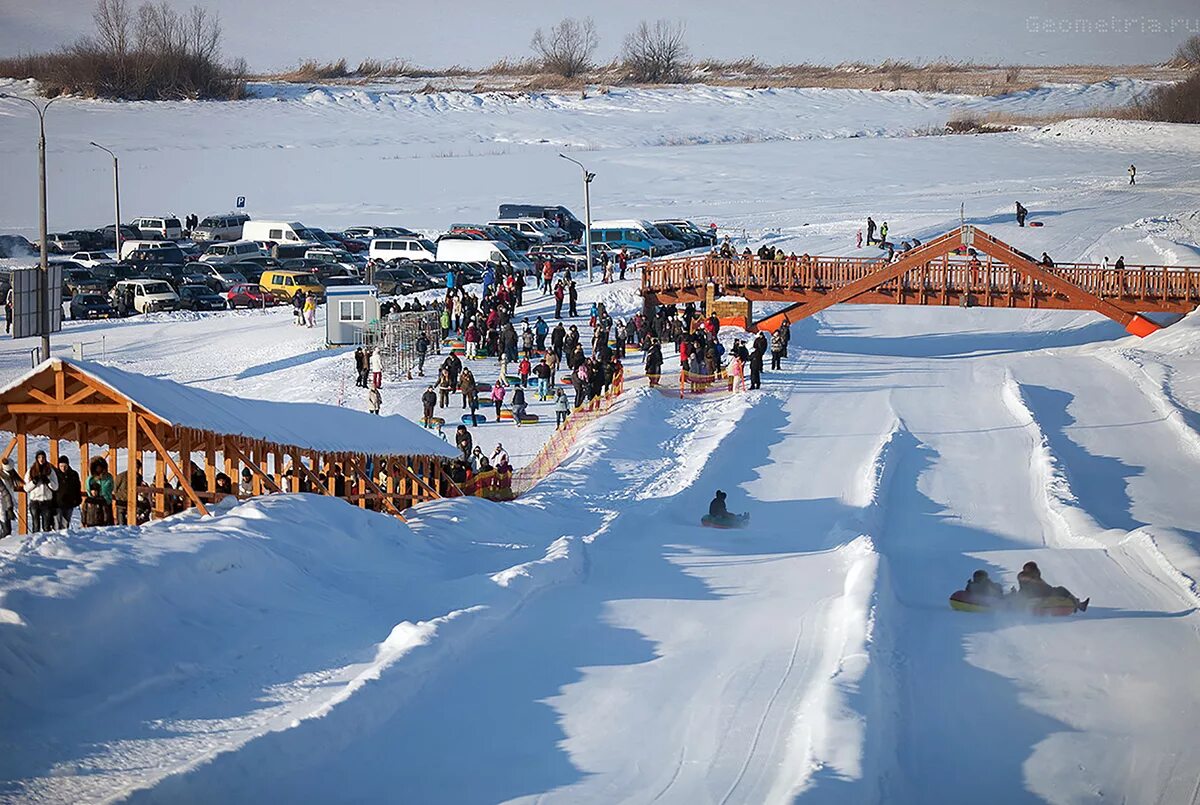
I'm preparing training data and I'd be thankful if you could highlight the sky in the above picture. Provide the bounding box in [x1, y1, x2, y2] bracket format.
[1, 0, 1198, 71]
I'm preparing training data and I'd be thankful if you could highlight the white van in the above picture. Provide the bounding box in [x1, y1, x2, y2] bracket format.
[436, 239, 533, 273]
[241, 220, 321, 244]
[111, 279, 180, 313]
[369, 236, 438, 262]
[119, 240, 178, 260]
[193, 213, 250, 242]
[199, 240, 266, 264]
[131, 216, 183, 241]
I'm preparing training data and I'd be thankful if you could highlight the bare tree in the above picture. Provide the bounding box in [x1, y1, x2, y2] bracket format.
[530, 17, 599, 78]
[621, 19, 690, 83]
[93, 0, 132, 55]
[1174, 34, 1200, 67]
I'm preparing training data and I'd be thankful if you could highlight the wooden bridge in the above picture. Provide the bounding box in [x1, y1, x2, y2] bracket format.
[640, 226, 1200, 337]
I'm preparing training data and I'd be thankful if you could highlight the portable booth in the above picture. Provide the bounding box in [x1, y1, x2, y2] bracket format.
[325, 285, 379, 346]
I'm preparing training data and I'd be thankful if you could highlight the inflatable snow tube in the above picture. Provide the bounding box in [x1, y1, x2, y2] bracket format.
[505, 375, 524, 385]
[498, 409, 514, 421]
[1028, 221, 1044, 228]
[461, 413, 487, 425]
[701, 513, 750, 529]
[948, 590, 1076, 616]
[516, 413, 539, 425]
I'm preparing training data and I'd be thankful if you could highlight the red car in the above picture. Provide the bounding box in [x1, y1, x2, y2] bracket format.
[226, 282, 277, 309]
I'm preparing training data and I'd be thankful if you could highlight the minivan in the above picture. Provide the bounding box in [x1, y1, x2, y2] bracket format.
[120, 239, 178, 261]
[436, 239, 534, 274]
[487, 219, 554, 245]
[199, 240, 266, 264]
[498, 204, 585, 240]
[131, 216, 183, 241]
[192, 213, 251, 242]
[590, 219, 679, 256]
[259, 269, 325, 302]
[369, 236, 438, 263]
[111, 279, 179, 313]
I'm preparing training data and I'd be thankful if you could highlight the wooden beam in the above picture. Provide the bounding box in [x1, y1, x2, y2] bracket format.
[224, 441, 282, 494]
[138, 419, 209, 516]
[126, 410, 138, 526]
[16, 417, 26, 536]
[63, 385, 100, 406]
[26, 388, 56, 405]
[0, 437, 14, 463]
[4, 404, 129, 415]
[398, 461, 442, 502]
[53, 365, 65, 402]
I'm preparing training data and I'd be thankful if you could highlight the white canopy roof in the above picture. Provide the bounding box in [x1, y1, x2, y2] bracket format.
[5, 359, 459, 459]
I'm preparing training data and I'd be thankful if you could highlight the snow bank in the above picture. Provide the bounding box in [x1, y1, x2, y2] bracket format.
[1032, 118, 1200, 153]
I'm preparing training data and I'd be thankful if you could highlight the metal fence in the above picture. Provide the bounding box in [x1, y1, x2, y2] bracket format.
[356, 311, 444, 380]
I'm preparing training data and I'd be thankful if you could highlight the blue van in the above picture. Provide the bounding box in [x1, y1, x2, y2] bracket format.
[589, 219, 679, 256]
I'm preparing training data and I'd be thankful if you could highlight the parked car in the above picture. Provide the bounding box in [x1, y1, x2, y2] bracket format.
[43, 233, 81, 254]
[592, 242, 645, 261]
[111, 278, 179, 314]
[498, 204, 584, 240]
[175, 284, 227, 311]
[487, 219, 554, 246]
[120, 240, 182, 261]
[196, 263, 248, 291]
[242, 220, 323, 245]
[0, 234, 37, 258]
[125, 245, 187, 267]
[259, 269, 324, 302]
[130, 216, 183, 241]
[68, 292, 117, 320]
[225, 282, 276, 309]
[343, 226, 415, 241]
[192, 213, 250, 242]
[529, 243, 592, 271]
[68, 230, 109, 251]
[62, 267, 106, 299]
[329, 232, 368, 253]
[650, 221, 700, 250]
[590, 219, 679, 256]
[654, 219, 718, 247]
[199, 240, 266, 264]
[368, 236, 438, 263]
[371, 268, 420, 296]
[69, 251, 115, 267]
[98, 224, 140, 250]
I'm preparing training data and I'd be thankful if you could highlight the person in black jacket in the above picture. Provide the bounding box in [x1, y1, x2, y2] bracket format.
[749, 332, 766, 390]
[55, 456, 83, 529]
[421, 385, 437, 423]
[1015, 202, 1028, 227]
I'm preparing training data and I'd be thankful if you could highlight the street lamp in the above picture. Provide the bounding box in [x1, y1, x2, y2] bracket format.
[558, 153, 595, 282]
[1, 93, 57, 362]
[90, 142, 122, 258]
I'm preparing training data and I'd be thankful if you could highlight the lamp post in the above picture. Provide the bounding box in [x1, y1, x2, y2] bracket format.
[1, 93, 56, 361]
[90, 142, 122, 259]
[558, 153, 595, 283]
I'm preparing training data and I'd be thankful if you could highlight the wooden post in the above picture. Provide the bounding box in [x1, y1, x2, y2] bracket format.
[205, 435, 216, 497]
[16, 416, 27, 536]
[78, 422, 89, 476]
[126, 410, 138, 525]
[154, 426, 166, 519]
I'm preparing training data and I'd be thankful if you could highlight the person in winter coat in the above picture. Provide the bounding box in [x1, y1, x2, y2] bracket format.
[553, 388, 571, 428]
[55, 456, 82, 529]
[465, 321, 480, 359]
[553, 282, 565, 319]
[533, 357, 552, 400]
[455, 425, 473, 461]
[459, 367, 476, 410]
[1016, 561, 1089, 612]
[749, 337, 765, 390]
[534, 316, 549, 352]
[292, 290, 306, 325]
[368, 385, 383, 415]
[732, 354, 746, 392]
[1128, 164, 1136, 185]
[88, 457, 114, 504]
[866, 217, 877, 245]
[239, 467, 255, 497]
[879, 221, 889, 246]
[421, 386, 437, 422]
[964, 569, 1004, 599]
[770, 329, 785, 370]
[490, 380, 506, 419]
[511, 386, 528, 420]
[25, 450, 58, 532]
[518, 356, 531, 387]
[354, 347, 368, 387]
[644, 338, 664, 386]
[0, 459, 15, 538]
[81, 482, 114, 528]
[492, 443, 510, 468]
[1015, 202, 1028, 227]
[568, 281, 578, 317]
[369, 348, 383, 388]
[415, 332, 430, 376]
[521, 326, 534, 358]
[551, 322, 566, 360]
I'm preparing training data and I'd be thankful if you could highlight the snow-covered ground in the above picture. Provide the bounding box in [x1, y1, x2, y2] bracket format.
[2, 80, 1200, 804]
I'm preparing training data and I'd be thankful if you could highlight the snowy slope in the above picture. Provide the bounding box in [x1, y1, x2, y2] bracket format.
[2, 80, 1200, 804]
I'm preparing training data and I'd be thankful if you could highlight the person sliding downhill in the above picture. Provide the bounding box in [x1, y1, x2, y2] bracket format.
[965, 569, 1003, 599]
[1016, 561, 1089, 612]
[703, 490, 749, 528]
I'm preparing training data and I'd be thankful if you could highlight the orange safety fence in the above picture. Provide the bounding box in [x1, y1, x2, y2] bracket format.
[662, 368, 736, 399]
[510, 370, 625, 496]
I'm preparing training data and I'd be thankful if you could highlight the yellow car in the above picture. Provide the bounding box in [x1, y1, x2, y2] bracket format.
[259, 270, 324, 302]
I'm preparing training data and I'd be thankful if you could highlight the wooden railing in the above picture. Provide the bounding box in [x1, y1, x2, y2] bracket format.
[642, 254, 1200, 311]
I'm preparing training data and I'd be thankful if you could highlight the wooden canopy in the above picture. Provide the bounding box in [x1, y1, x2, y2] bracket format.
[0, 359, 460, 534]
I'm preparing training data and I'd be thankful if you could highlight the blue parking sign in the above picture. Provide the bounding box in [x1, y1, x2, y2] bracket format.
[236, 196, 246, 208]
